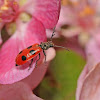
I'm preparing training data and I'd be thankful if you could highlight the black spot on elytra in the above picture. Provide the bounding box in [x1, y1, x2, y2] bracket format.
[27, 45, 32, 49]
[22, 56, 26, 61]
[19, 51, 22, 54]
[30, 50, 36, 55]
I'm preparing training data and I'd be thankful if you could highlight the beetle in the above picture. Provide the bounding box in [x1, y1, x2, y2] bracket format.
[15, 27, 69, 69]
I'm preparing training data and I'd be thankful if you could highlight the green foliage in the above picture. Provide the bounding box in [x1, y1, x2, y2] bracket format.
[38, 50, 86, 100]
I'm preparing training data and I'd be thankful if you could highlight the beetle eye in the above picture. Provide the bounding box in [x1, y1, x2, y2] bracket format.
[44, 45, 46, 47]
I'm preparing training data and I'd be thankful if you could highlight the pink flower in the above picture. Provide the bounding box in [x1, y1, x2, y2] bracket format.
[0, 0, 60, 99]
[59, 0, 96, 28]
[0, 0, 60, 84]
[56, 0, 100, 41]
[0, 0, 19, 23]
[0, 18, 47, 84]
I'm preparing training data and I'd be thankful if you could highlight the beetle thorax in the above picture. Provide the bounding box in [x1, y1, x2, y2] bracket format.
[39, 41, 54, 50]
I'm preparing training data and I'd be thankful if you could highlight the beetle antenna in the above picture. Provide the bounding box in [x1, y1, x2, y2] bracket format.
[54, 45, 69, 51]
[51, 27, 56, 41]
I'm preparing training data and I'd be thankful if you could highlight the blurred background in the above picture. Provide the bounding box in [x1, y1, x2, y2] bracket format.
[34, 50, 85, 100]
[33, 0, 92, 99]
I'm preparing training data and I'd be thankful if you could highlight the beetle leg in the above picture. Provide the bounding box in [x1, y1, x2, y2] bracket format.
[28, 59, 33, 70]
[43, 50, 46, 63]
[35, 53, 41, 68]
